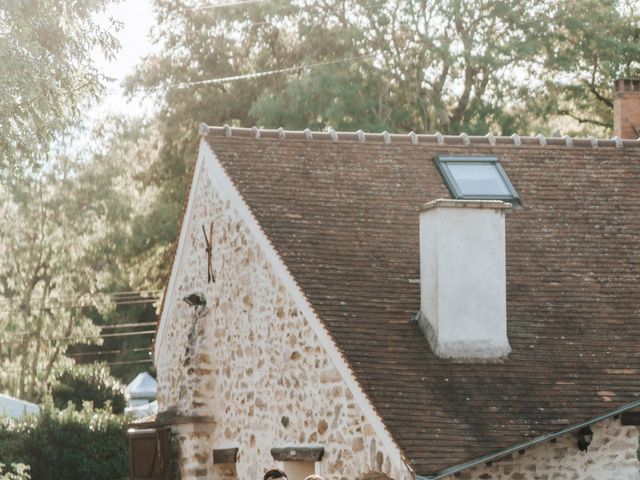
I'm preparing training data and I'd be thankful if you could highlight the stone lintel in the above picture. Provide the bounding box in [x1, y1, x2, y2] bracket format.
[128, 410, 216, 430]
[213, 448, 239, 464]
[271, 446, 325, 462]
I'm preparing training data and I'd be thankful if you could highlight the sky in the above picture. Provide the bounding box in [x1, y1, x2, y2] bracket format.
[91, 0, 156, 120]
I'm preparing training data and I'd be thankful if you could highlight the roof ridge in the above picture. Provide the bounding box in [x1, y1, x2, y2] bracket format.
[199, 123, 640, 148]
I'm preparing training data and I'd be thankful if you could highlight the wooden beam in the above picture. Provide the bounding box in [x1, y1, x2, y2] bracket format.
[213, 448, 239, 465]
[620, 411, 640, 426]
[270, 447, 324, 462]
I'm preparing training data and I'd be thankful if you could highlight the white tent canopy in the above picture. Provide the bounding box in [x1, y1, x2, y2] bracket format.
[125, 372, 157, 406]
[0, 394, 39, 418]
[125, 400, 158, 419]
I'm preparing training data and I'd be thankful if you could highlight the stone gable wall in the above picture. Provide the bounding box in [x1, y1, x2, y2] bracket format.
[460, 416, 639, 480]
[155, 155, 411, 480]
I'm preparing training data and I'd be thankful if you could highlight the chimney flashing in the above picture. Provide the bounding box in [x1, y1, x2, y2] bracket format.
[421, 199, 511, 212]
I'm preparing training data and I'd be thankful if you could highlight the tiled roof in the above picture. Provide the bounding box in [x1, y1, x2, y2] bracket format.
[202, 126, 640, 476]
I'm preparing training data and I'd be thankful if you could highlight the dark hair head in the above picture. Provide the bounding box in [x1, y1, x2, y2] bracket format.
[264, 468, 288, 480]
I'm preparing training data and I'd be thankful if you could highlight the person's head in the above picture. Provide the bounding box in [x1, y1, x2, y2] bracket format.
[263, 468, 287, 480]
[304, 476, 324, 480]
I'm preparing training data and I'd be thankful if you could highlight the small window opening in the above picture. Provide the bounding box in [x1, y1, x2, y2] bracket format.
[282, 461, 316, 480]
[434, 156, 520, 205]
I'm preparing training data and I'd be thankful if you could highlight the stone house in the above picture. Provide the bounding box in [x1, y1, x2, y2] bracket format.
[129, 79, 640, 480]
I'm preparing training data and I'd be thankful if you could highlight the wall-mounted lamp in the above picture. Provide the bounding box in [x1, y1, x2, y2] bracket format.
[577, 426, 593, 452]
[183, 293, 206, 308]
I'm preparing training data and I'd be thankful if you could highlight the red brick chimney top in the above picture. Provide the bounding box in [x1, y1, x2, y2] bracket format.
[613, 78, 640, 139]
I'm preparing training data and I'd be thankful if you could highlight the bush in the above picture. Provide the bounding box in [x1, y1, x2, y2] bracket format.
[51, 364, 126, 414]
[0, 463, 30, 480]
[0, 400, 129, 480]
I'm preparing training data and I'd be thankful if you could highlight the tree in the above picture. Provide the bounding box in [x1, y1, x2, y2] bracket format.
[249, 0, 640, 134]
[0, 133, 134, 402]
[531, 0, 640, 132]
[65, 118, 164, 381]
[131, 0, 639, 135]
[250, 0, 546, 134]
[121, 0, 639, 295]
[0, 0, 119, 178]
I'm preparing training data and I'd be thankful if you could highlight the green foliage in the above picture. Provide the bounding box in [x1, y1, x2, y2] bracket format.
[0, 463, 30, 480]
[51, 364, 126, 414]
[89, 118, 179, 293]
[0, 401, 128, 480]
[58, 119, 162, 381]
[250, 64, 391, 132]
[530, 0, 640, 134]
[118, 0, 639, 292]
[0, 133, 136, 401]
[0, 0, 119, 178]
[130, 0, 639, 137]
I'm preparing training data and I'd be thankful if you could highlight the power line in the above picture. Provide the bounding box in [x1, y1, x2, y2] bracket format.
[0, 289, 161, 308]
[186, 0, 269, 11]
[100, 330, 155, 339]
[5, 319, 158, 338]
[178, 52, 376, 88]
[100, 321, 157, 330]
[1, 290, 162, 303]
[104, 358, 153, 367]
[4, 321, 157, 337]
[0, 297, 159, 315]
[2, 329, 155, 341]
[106, 290, 163, 296]
[69, 347, 152, 358]
[108, 298, 160, 306]
[109, 294, 162, 300]
[0, 291, 162, 310]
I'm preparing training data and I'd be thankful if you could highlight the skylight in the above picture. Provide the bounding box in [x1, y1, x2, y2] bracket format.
[434, 156, 520, 204]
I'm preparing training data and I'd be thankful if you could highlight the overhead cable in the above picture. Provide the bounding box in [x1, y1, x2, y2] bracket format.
[69, 347, 152, 357]
[100, 321, 157, 330]
[185, 0, 269, 10]
[104, 358, 154, 366]
[178, 52, 376, 88]
[2, 329, 155, 341]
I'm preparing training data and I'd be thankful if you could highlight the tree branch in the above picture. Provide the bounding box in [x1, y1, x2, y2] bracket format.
[557, 109, 611, 128]
[582, 79, 613, 108]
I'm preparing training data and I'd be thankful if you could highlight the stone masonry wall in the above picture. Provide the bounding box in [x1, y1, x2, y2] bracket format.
[155, 155, 411, 480]
[461, 417, 640, 480]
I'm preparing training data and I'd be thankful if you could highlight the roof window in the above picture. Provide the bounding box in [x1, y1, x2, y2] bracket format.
[434, 156, 520, 204]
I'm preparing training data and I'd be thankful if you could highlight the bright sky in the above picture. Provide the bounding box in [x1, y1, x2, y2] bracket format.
[91, 0, 156, 120]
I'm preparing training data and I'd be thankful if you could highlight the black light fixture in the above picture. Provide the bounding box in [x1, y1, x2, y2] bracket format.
[183, 293, 206, 307]
[577, 426, 593, 452]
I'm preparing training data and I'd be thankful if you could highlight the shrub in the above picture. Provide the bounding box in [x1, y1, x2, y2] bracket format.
[0, 400, 129, 480]
[51, 364, 126, 414]
[0, 463, 30, 480]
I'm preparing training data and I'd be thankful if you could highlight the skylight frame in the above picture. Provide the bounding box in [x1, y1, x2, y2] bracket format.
[434, 155, 521, 205]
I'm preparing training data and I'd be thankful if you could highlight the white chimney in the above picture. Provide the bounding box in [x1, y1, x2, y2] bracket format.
[419, 199, 511, 359]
